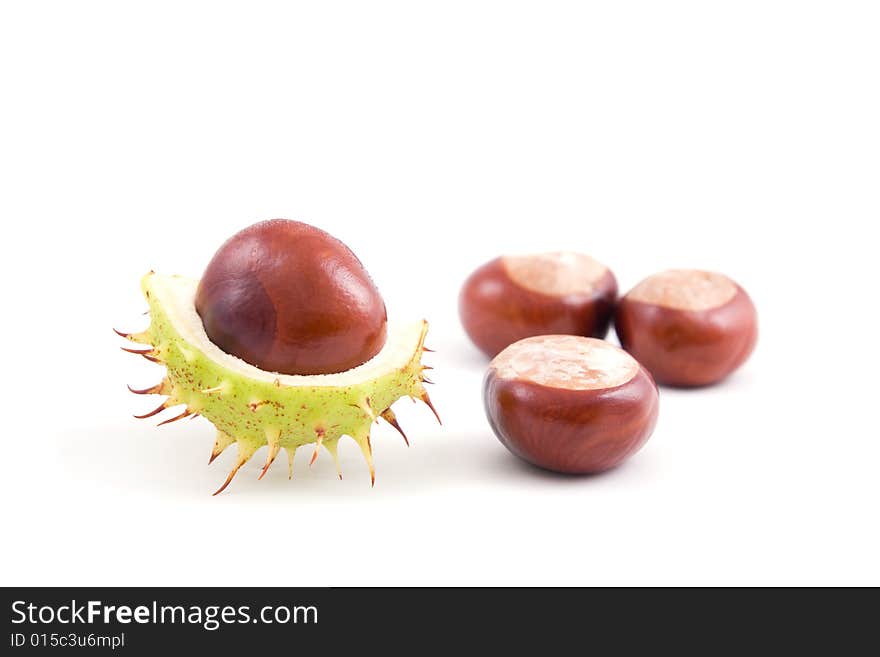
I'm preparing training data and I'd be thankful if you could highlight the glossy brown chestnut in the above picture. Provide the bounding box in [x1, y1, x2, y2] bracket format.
[615, 269, 758, 387]
[459, 252, 618, 358]
[195, 219, 387, 376]
[483, 335, 659, 474]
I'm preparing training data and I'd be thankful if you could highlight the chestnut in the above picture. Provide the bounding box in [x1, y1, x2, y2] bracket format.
[483, 335, 659, 474]
[614, 269, 758, 387]
[195, 219, 387, 376]
[459, 252, 618, 358]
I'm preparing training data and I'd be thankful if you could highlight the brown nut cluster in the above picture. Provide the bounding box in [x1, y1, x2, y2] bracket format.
[195, 219, 388, 376]
[458, 252, 617, 358]
[615, 270, 758, 387]
[465, 255, 758, 476]
[483, 335, 659, 474]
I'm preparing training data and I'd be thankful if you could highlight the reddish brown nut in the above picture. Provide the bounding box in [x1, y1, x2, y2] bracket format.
[615, 270, 758, 387]
[195, 219, 387, 376]
[459, 253, 618, 358]
[483, 335, 659, 474]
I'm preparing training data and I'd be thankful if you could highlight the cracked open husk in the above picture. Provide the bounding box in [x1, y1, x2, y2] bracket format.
[119, 272, 439, 495]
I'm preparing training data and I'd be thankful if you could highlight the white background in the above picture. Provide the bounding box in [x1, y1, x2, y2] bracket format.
[1, 1, 878, 586]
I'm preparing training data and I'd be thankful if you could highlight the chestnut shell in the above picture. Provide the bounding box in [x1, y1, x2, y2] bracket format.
[195, 219, 387, 376]
[459, 256, 618, 358]
[483, 343, 659, 474]
[615, 284, 757, 387]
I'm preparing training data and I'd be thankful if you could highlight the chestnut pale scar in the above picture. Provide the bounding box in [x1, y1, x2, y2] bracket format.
[502, 252, 609, 296]
[490, 335, 639, 390]
[626, 269, 737, 311]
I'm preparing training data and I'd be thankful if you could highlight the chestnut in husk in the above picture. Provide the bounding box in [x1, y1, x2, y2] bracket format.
[459, 252, 618, 358]
[614, 270, 757, 387]
[483, 335, 659, 474]
[195, 219, 387, 376]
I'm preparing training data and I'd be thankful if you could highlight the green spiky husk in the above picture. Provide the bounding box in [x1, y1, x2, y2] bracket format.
[123, 272, 437, 494]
